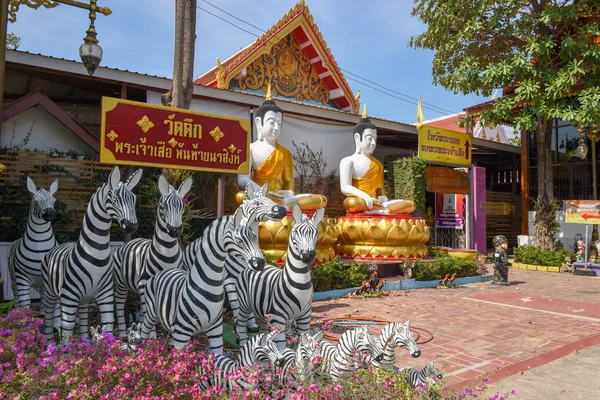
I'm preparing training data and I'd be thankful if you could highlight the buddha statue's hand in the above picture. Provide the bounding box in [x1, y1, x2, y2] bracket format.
[360, 193, 374, 209]
[278, 190, 295, 198]
[377, 196, 389, 203]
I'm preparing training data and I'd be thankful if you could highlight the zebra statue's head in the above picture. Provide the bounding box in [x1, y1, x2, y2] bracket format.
[295, 330, 324, 382]
[91, 325, 106, 341]
[125, 322, 143, 351]
[226, 207, 265, 271]
[424, 361, 443, 381]
[105, 166, 142, 234]
[26, 177, 58, 222]
[290, 204, 324, 265]
[257, 332, 295, 382]
[350, 326, 384, 366]
[157, 175, 193, 237]
[384, 320, 421, 358]
[242, 182, 287, 223]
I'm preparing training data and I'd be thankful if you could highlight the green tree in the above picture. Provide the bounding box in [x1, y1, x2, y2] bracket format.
[410, 1, 600, 250]
[6, 33, 20, 49]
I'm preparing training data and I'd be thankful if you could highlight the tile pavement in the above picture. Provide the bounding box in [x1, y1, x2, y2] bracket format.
[310, 268, 600, 390]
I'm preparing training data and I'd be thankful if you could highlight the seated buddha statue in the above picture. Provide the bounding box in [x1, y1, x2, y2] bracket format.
[339, 106, 416, 215]
[236, 86, 327, 212]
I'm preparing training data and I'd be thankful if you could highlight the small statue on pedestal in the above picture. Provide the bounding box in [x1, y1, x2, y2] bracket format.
[492, 235, 511, 285]
[576, 240, 586, 263]
[561, 256, 576, 274]
[356, 262, 384, 295]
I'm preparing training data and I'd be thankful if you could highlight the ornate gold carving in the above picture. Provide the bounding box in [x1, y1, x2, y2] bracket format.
[235, 33, 329, 105]
[228, 144, 237, 153]
[168, 137, 178, 148]
[210, 127, 225, 142]
[216, 57, 227, 89]
[8, 0, 59, 23]
[336, 215, 430, 260]
[107, 130, 118, 142]
[136, 115, 154, 133]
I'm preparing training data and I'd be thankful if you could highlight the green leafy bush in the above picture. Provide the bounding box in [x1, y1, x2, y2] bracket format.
[412, 256, 480, 281]
[311, 257, 368, 292]
[386, 156, 427, 215]
[514, 246, 575, 267]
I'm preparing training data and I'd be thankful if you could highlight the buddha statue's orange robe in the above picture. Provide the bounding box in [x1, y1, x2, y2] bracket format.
[344, 156, 416, 214]
[236, 144, 327, 211]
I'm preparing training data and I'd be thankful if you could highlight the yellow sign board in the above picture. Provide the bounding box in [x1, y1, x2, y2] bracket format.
[418, 126, 472, 167]
[565, 200, 600, 224]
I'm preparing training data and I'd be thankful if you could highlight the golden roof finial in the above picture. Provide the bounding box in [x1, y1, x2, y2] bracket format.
[354, 90, 360, 102]
[362, 104, 367, 118]
[266, 82, 273, 100]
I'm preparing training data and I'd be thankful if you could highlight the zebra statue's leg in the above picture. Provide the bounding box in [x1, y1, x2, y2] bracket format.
[59, 293, 79, 344]
[235, 306, 251, 347]
[295, 308, 312, 335]
[42, 291, 60, 341]
[269, 313, 289, 350]
[138, 283, 157, 339]
[203, 313, 225, 355]
[140, 289, 159, 341]
[13, 273, 32, 309]
[114, 280, 129, 338]
[95, 280, 115, 335]
[78, 304, 89, 339]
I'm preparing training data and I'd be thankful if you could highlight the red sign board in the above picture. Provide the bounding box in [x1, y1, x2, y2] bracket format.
[100, 97, 250, 173]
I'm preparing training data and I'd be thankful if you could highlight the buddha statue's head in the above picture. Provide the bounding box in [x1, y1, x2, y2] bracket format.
[255, 85, 283, 144]
[353, 105, 378, 155]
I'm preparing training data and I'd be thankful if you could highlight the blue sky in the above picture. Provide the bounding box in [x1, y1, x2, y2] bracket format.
[8, 0, 489, 124]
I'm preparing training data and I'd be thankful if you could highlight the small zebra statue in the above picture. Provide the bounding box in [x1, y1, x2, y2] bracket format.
[141, 206, 265, 353]
[371, 320, 421, 370]
[8, 177, 58, 309]
[399, 361, 443, 388]
[292, 330, 324, 384]
[121, 322, 143, 353]
[112, 175, 192, 339]
[41, 166, 142, 343]
[235, 204, 324, 348]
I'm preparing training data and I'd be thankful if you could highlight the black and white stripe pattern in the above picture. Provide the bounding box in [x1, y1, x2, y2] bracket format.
[293, 331, 324, 383]
[181, 183, 286, 330]
[8, 177, 58, 309]
[200, 332, 289, 391]
[91, 322, 143, 353]
[235, 204, 324, 348]
[140, 206, 265, 354]
[112, 175, 192, 338]
[372, 320, 421, 370]
[399, 361, 443, 388]
[319, 327, 384, 380]
[41, 167, 142, 343]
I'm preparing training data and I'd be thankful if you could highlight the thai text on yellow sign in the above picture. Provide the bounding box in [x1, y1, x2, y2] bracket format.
[418, 126, 472, 167]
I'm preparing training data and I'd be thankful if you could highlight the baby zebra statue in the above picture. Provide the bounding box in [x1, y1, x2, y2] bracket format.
[91, 323, 143, 354]
[8, 177, 59, 310]
[200, 332, 290, 391]
[141, 206, 265, 354]
[399, 361, 443, 389]
[371, 320, 421, 370]
[235, 204, 324, 349]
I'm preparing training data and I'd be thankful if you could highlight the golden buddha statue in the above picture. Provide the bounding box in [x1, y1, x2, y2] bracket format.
[236, 85, 327, 212]
[339, 106, 416, 214]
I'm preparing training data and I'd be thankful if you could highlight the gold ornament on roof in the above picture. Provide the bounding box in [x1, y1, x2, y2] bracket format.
[355, 90, 360, 102]
[265, 83, 273, 100]
[362, 104, 367, 118]
[215, 57, 227, 89]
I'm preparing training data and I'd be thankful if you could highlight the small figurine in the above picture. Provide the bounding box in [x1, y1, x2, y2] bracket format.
[492, 235, 511, 285]
[561, 256, 576, 274]
[356, 262, 385, 295]
[576, 240, 586, 263]
[438, 272, 457, 288]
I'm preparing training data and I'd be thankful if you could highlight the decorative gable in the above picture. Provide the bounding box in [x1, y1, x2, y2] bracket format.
[194, 0, 359, 113]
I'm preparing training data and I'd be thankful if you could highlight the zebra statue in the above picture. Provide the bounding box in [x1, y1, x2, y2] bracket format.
[41, 166, 142, 343]
[371, 320, 421, 370]
[141, 206, 265, 353]
[91, 322, 143, 353]
[200, 332, 290, 391]
[292, 330, 324, 384]
[235, 204, 324, 348]
[399, 361, 443, 388]
[318, 326, 384, 380]
[112, 175, 192, 338]
[182, 183, 286, 333]
[8, 177, 58, 309]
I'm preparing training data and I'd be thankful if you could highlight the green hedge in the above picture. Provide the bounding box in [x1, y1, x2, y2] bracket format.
[514, 246, 575, 267]
[412, 256, 480, 281]
[386, 156, 426, 215]
[311, 257, 368, 292]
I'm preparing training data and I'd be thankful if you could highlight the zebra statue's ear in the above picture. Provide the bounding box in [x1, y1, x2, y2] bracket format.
[312, 207, 325, 226]
[108, 166, 121, 190]
[125, 169, 143, 191]
[177, 176, 193, 198]
[158, 175, 170, 197]
[26, 176, 37, 194]
[245, 183, 255, 200]
[233, 207, 244, 229]
[292, 203, 302, 223]
[49, 178, 59, 195]
[260, 182, 269, 197]
[313, 330, 324, 342]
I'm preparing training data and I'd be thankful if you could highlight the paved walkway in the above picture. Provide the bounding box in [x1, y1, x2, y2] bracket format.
[311, 268, 600, 391]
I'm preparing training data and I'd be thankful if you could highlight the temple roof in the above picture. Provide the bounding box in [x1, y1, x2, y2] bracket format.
[193, 0, 359, 113]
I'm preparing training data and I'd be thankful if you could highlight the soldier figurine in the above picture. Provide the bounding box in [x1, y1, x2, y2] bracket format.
[492, 235, 511, 285]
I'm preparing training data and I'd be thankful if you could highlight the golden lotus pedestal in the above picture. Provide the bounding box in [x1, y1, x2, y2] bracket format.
[259, 213, 340, 265]
[336, 214, 430, 260]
